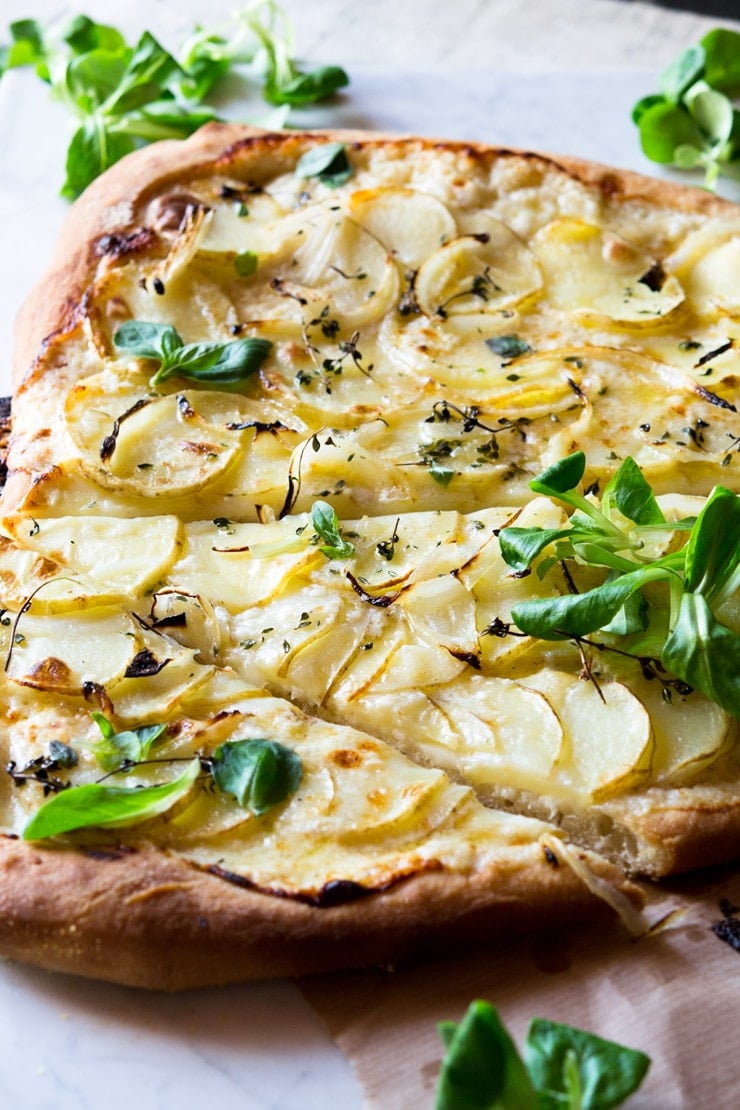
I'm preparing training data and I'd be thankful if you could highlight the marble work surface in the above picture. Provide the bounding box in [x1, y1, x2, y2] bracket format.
[0, 1, 737, 1107]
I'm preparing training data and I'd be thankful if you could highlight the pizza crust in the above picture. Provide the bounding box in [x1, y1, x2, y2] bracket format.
[0, 834, 635, 989]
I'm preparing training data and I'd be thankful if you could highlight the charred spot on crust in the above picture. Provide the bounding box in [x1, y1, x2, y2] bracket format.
[312, 880, 370, 907]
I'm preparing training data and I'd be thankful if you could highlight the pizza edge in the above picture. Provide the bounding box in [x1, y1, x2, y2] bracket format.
[0, 834, 637, 989]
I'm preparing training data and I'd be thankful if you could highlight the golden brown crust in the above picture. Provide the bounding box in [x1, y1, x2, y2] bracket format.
[0, 835, 636, 989]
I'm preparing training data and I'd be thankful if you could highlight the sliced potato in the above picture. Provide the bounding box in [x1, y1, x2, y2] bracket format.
[64, 372, 245, 498]
[6, 610, 144, 694]
[4, 514, 184, 597]
[416, 217, 542, 317]
[532, 218, 684, 325]
[347, 187, 457, 269]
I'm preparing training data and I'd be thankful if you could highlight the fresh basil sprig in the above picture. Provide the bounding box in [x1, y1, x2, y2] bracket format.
[22, 757, 201, 840]
[114, 320, 272, 387]
[632, 27, 740, 190]
[435, 1000, 650, 1110]
[499, 452, 740, 717]
[295, 142, 353, 188]
[91, 711, 167, 772]
[22, 731, 303, 840]
[211, 738, 302, 815]
[1, 4, 350, 197]
[311, 500, 355, 559]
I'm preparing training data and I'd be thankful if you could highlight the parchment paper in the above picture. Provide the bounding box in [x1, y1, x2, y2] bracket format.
[301, 866, 740, 1107]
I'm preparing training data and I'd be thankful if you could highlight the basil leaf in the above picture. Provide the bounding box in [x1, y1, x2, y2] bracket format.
[435, 1000, 538, 1110]
[530, 452, 586, 498]
[663, 593, 740, 717]
[114, 322, 272, 386]
[605, 456, 664, 526]
[524, 1019, 650, 1110]
[22, 758, 200, 841]
[312, 500, 354, 559]
[512, 565, 673, 640]
[682, 485, 740, 601]
[266, 64, 349, 106]
[91, 712, 167, 772]
[295, 142, 352, 187]
[164, 337, 273, 385]
[659, 42, 705, 102]
[211, 738, 302, 815]
[114, 320, 180, 360]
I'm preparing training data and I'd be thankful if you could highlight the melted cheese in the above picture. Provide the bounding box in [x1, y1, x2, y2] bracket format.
[1, 137, 738, 888]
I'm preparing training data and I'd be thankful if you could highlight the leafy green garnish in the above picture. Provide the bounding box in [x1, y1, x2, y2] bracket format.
[210, 737, 302, 815]
[484, 335, 532, 360]
[22, 758, 201, 840]
[311, 499, 355, 558]
[295, 142, 353, 187]
[91, 711, 167, 772]
[113, 320, 272, 387]
[234, 250, 259, 278]
[436, 1001, 650, 1110]
[499, 453, 740, 717]
[632, 27, 740, 190]
[1, 3, 350, 197]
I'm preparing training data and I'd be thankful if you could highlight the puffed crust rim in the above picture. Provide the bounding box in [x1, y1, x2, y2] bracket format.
[0, 835, 638, 990]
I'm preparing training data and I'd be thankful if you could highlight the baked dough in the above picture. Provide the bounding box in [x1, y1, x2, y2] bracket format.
[0, 124, 738, 987]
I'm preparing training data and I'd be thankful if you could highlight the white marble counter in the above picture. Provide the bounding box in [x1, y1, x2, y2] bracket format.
[0, 1, 738, 1106]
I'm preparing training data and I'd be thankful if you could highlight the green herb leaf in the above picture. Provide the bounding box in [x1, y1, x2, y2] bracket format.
[663, 592, 740, 716]
[430, 464, 456, 487]
[524, 1018, 651, 1110]
[91, 712, 167, 772]
[604, 457, 665, 526]
[295, 142, 353, 188]
[530, 451, 586, 498]
[512, 564, 674, 640]
[682, 485, 740, 601]
[311, 500, 354, 558]
[267, 63, 348, 106]
[659, 42, 705, 102]
[234, 250, 259, 277]
[499, 526, 576, 573]
[435, 1000, 538, 1110]
[22, 758, 200, 840]
[48, 741, 79, 769]
[113, 320, 272, 386]
[701, 28, 740, 97]
[210, 738, 302, 815]
[485, 335, 532, 360]
[636, 101, 705, 164]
